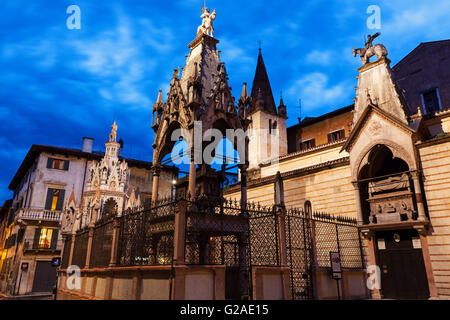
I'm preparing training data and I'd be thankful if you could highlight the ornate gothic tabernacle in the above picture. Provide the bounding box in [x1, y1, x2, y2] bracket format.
[63, 122, 135, 234]
[149, 7, 253, 298]
[151, 7, 251, 203]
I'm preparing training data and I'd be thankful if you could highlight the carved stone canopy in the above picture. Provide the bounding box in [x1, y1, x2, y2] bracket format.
[152, 32, 249, 165]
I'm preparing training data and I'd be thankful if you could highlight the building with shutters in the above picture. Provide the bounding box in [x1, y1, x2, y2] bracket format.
[0, 124, 176, 296]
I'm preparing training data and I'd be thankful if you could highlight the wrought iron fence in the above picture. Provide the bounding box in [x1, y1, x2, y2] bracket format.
[116, 198, 176, 266]
[184, 197, 251, 299]
[185, 198, 249, 266]
[90, 217, 114, 268]
[71, 228, 89, 268]
[312, 212, 363, 269]
[61, 195, 364, 301]
[248, 203, 279, 267]
[61, 236, 72, 269]
[286, 208, 313, 300]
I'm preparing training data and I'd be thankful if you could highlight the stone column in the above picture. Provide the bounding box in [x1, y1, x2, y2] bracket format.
[411, 171, 427, 221]
[352, 182, 365, 225]
[84, 226, 94, 269]
[414, 226, 439, 299]
[238, 234, 249, 299]
[109, 217, 121, 267]
[361, 230, 382, 299]
[240, 135, 249, 212]
[173, 200, 187, 265]
[188, 149, 196, 200]
[151, 165, 160, 203]
[68, 233, 76, 267]
[276, 209, 288, 266]
[239, 164, 248, 210]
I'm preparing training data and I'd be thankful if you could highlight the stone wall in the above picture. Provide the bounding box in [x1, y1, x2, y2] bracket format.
[419, 138, 450, 298]
[227, 159, 357, 220]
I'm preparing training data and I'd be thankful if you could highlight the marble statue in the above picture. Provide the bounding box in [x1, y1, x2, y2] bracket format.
[109, 121, 118, 142]
[197, 7, 216, 37]
[352, 32, 388, 65]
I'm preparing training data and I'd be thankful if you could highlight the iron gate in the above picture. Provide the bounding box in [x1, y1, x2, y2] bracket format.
[285, 208, 313, 300]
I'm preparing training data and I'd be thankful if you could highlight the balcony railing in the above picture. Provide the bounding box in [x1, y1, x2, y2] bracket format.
[16, 208, 63, 222]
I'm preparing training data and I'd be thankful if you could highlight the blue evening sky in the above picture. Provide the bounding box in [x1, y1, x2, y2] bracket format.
[1, 0, 449, 202]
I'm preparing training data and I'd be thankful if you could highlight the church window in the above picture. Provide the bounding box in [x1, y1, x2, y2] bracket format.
[421, 88, 441, 114]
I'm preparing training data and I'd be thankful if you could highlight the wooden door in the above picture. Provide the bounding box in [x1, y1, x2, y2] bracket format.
[376, 229, 429, 299]
[32, 261, 56, 292]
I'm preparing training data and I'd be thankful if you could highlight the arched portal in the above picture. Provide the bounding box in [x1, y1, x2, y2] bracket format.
[356, 144, 417, 224]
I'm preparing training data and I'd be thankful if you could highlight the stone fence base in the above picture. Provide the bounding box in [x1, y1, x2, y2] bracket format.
[313, 268, 368, 300]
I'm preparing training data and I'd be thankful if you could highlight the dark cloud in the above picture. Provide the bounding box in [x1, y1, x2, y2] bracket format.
[0, 0, 447, 201]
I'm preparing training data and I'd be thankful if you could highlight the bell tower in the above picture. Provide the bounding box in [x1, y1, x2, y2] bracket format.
[247, 50, 287, 171]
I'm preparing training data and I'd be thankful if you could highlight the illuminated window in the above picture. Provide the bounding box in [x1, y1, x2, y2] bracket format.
[51, 189, 60, 211]
[45, 188, 65, 211]
[38, 228, 53, 249]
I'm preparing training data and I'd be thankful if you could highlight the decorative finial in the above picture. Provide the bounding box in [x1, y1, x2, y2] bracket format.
[156, 89, 163, 104]
[241, 82, 248, 100]
[258, 40, 262, 54]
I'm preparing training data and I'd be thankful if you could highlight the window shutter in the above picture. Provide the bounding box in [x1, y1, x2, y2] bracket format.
[340, 129, 345, 139]
[50, 229, 59, 250]
[327, 133, 332, 143]
[56, 189, 65, 211]
[17, 228, 25, 243]
[63, 160, 70, 171]
[33, 228, 41, 249]
[45, 189, 54, 210]
[46, 157, 53, 169]
[311, 139, 316, 148]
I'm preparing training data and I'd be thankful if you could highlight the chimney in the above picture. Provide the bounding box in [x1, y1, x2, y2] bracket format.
[82, 137, 94, 153]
